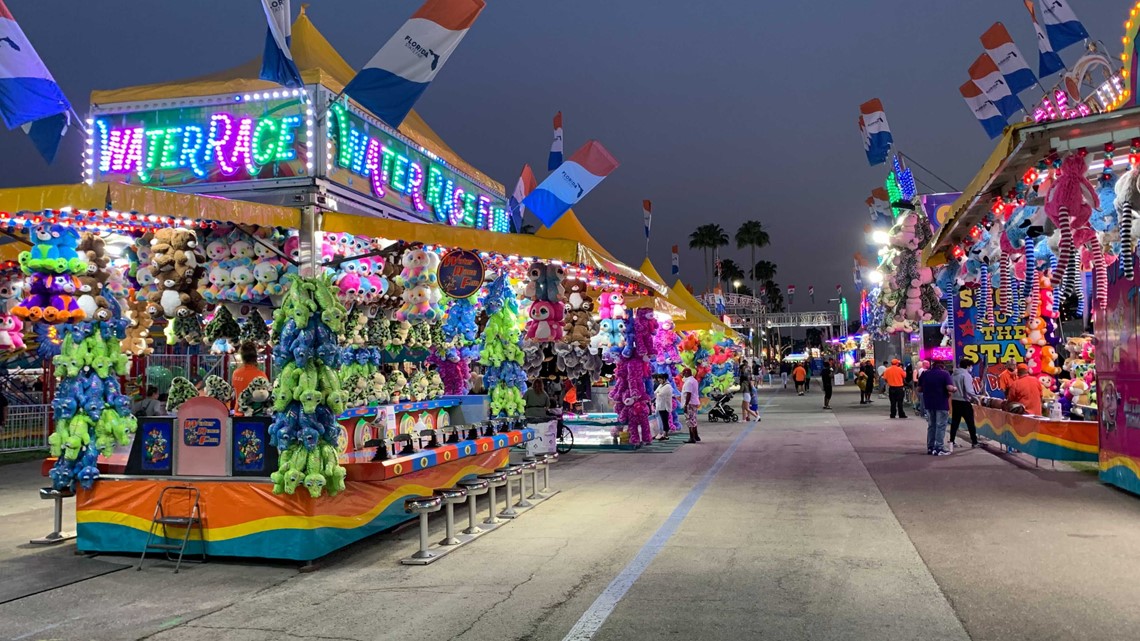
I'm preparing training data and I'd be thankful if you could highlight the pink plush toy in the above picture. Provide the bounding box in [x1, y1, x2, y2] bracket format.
[0, 314, 23, 350]
[337, 272, 361, 303]
[283, 235, 301, 263]
[598, 292, 627, 320]
[1044, 153, 1097, 295]
[526, 301, 565, 342]
[634, 308, 658, 360]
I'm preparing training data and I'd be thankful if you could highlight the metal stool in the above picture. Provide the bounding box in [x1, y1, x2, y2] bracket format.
[456, 478, 489, 535]
[432, 487, 467, 546]
[477, 471, 507, 525]
[539, 453, 558, 493]
[515, 459, 537, 508]
[528, 457, 549, 499]
[497, 465, 523, 518]
[30, 487, 76, 545]
[404, 495, 442, 560]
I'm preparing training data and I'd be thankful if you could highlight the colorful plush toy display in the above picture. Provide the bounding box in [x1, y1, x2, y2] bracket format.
[144, 228, 207, 342]
[204, 306, 241, 354]
[13, 223, 86, 324]
[608, 308, 657, 446]
[269, 273, 348, 498]
[394, 246, 444, 322]
[45, 245, 134, 492]
[875, 204, 946, 334]
[430, 296, 481, 395]
[480, 275, 526, 417]
[1045, 153, 1097, 298]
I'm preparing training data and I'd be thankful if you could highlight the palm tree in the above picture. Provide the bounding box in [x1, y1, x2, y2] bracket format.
[736, 221, 770, 294]
[752, 260, 778, 283]
[689, 224, 729, 292]
[763, 280, 785, 312]
[719, 258, 745, 291]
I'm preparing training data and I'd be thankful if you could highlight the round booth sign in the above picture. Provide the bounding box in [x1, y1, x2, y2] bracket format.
[438, 249, 486, 298]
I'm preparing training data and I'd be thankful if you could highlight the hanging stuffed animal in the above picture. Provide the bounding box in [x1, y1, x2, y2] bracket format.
[1114, 166, 1140, 280]
[1045, 153, 1097, 296]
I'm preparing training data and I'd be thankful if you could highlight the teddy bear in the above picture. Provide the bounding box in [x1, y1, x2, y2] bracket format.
[202, 263, 231, 304]
[564, 308, 594, 347]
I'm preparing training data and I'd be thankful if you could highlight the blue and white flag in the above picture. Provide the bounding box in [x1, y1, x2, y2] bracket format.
[548, 111, 563, 171]
[960, 80, 1008, 140]
[507, 164, 536, 232]
[1037, 0, 1088, 53]
[523, 140, 620, 228]
[643, 200, 652, 256]
[859, 99, 892, 166]
[0, 1, 69, 129]
[1025, 0, 1066, 77]
[343, 0, 485, 128]
[981, 23, 1037, 95]
[0, 1, 72, 163]
[259, 0, 303, 88]
[969, 54, 1024, 121]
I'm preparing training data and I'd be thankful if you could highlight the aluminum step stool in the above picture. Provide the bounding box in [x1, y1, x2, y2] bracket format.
[137, 485, 205, 573]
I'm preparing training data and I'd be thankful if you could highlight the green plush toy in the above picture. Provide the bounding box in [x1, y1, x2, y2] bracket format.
[202, 374, 234, 403]
[166, 377, 199, 412]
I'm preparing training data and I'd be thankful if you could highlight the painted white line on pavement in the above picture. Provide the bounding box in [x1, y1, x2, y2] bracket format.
[561, 397, 775, 641]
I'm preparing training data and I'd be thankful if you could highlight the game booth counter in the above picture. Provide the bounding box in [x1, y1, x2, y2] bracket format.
[0, 7, 682, 563]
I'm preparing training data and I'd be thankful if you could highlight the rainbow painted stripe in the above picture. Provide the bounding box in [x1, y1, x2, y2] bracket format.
[77, 450, 508, 562]
[974, 406, 1098, 462]
[1100, 453, 1140, 496]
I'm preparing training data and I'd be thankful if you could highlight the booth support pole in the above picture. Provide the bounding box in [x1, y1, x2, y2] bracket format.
[299, 206, 321, 278]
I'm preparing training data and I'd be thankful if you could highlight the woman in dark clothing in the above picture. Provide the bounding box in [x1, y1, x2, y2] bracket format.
[821, 359, 835, 410]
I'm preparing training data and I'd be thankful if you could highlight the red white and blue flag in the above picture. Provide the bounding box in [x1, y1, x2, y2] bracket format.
[788, 285, 795, 305]
[507, 163, 537, 232]
[859, 99, 892, 166]
[980, 23, 1037, 95]
[959, 80, 1007, 140]
[1036, 0, 1088, 53]
[0, 0, 71, 163]
[523, 140, 619, 228]
[969, 53, 1024, 121]
[643, 200, 652, 256]
[808, 285, 814, 303]
[671, 245, 679, 275]
[548, 111, 563, 171]
[343, 0, 485, 128]
[1024, 0, 1066, 77]
[259, 0, 304, 88]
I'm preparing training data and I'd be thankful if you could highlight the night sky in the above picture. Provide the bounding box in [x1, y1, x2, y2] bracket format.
[0, 0, 1130, 311]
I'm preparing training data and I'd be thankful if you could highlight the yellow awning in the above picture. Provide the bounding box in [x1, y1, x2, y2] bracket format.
[0, 183, 299, 228]
[89, 6, 502, 196]
[322, 212, 666, 294]
[535, 210, 617, 261]
[671, 280, 728, 332]
[625, 258, 684, 317]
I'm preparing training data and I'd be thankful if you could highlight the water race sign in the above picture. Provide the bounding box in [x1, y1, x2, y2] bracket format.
[326, 102, 509, 232]
[89, 95, 310, 186]
[87, 92, 509, 232]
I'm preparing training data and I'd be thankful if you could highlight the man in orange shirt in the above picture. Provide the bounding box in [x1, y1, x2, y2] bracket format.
[996, 360, 1017, 395]
[1005, 364, 1043, 415]
[883, 359, 908, 419]
[792, 363, 807, 396]
[230, 342, 267, 414]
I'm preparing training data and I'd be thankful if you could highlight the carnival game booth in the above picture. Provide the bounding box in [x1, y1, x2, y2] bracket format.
[1, 7, 673, 561]
[922, 63, 1140, 473]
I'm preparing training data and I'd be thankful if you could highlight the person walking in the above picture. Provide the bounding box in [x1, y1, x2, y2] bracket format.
[877, 361, 888, 398]
[739, 379, 758, 421]
[780, 361, 791, 389]
[950, 359, 979, 450]
[653, 374, 675, 440]
[883, 358, 908, 418]
[1005, 364, 1043, 415]
[860, 360, 876, 404]
[803, 362, 811, 393]
[919, 361, 956, 455]
[792, 362, 807, 396]
[913, 359, 929, 418]
[681, 368, 702, 443]
[821, 359, 835, 410]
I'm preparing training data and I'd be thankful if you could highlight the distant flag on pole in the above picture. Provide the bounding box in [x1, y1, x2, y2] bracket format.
[507, 164, 537, 232]
[643, 200, 652, 256]
[523, 140, 620, 227]
[0, 0, 72, 163]
[859, 99, 892, 166]
[343, 0, 486, 128]
[671, 245, 679, 275]
[980, 23, 1037, 95]
[969, 53, 1024, 120]
[808, 285, 815, 303]
[259, 0, 304, 88]
[871, 188, 892, 221]
[853, 260, 864, 290]
[836, 284, 843, 297]
[1024, 0, 1066, 77]
[788, 285, 795, 305]
[1036, 0, 1088, 53]
[548, 111, 563, 171]
[959, 80, 1008, 140]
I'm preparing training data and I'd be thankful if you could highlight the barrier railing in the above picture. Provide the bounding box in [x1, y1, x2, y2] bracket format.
[0, 404, 51, 453]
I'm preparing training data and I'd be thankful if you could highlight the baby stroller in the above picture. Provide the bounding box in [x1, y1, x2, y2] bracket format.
[707, 392, 738, 423]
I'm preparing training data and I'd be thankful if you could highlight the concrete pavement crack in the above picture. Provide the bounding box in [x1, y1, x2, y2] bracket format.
[450, 538, 570, 641]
